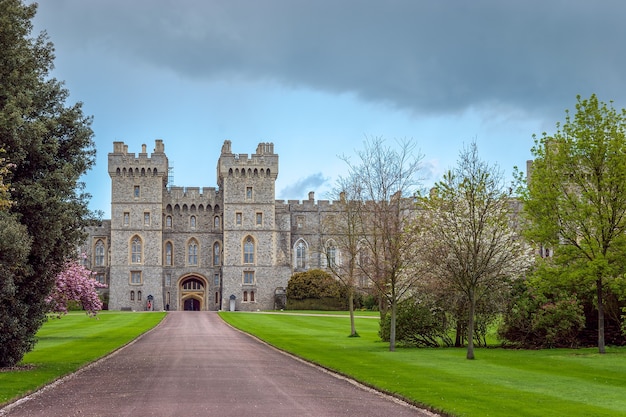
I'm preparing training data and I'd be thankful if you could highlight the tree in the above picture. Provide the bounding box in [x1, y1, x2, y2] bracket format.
[0, 149, 14, 210]
[342, 136, 425, 351]
[419, 142, 533, 359]
[322, 175, 365, 337]
[522, 94, 626, 354]
[47, 258, 107, 318]
[0, 1, 95, 367]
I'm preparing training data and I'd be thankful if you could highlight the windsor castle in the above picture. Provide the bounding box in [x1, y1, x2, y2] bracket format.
[80, 140, 348, 312]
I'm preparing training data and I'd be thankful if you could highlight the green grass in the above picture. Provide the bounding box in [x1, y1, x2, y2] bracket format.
[219, 311, 626, 417]
[0, 311, 165, 406]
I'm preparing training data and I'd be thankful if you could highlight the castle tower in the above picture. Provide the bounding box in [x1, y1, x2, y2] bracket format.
[108, 140, 168, 310]
[217, 141, 292, 311]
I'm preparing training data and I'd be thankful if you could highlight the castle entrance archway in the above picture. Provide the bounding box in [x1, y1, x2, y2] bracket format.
[179, 275, 207, 311]
[183, 297, 201, 311]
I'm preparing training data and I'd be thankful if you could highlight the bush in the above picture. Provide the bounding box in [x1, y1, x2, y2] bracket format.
[286, 269, 345, 310]
[499, 283, 585, 348]
[379, 298, 451, 347]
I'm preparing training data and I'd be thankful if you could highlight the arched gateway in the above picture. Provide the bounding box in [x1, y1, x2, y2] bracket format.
[179, 275, 208, 311]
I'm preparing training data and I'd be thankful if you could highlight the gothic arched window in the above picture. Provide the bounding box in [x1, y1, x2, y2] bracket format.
[243, 236, 254, 264]
[95, 239, 105, 266]
[131, 236, 142, 264]
[188, 239, 198, 266]
[213, 242, 220, 266]
[295, 240, 306, 269]
[165, 242, 173, 266]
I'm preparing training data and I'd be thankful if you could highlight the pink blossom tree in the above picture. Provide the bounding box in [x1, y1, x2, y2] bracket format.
[47, 257, 107, 317]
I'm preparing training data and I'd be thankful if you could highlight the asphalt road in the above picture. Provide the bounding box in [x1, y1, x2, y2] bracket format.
[1, 312, 438, 417]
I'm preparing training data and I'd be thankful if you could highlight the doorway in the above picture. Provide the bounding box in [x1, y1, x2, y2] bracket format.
[183, 298, 201, 311]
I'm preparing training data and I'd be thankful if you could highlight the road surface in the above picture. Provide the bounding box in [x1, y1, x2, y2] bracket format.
[2, 312, 437, 417]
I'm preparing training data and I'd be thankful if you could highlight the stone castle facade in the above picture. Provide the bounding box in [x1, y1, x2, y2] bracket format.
[80, 139, 348, 311]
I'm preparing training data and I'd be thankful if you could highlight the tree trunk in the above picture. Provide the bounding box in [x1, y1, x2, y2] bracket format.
[466, 292, 475, 360]
[455, 320, 463, 347]
[597, 277, 605, 354]
[348, 289, 357, 337]
[389, 299, 397, 352]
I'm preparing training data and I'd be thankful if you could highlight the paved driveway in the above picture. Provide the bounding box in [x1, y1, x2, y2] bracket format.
[2, 312, 437, 417]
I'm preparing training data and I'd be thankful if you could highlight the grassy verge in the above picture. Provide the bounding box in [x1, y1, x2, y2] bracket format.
[219, 311, 626, 417]
[0, 311, 165, 406]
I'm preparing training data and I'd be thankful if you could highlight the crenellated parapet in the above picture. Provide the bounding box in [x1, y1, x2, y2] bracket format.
[217, 140, 279, 182]
[164, 186, 222, 211]
[281, 191, 342, 213]
[108, 140, 168, 181]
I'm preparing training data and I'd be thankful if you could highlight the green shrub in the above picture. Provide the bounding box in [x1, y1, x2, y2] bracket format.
[286, 269, 345, 305]
[286, 297, 346, 311]
[499, 283, 585, 348]
[379, 298, 451, 347]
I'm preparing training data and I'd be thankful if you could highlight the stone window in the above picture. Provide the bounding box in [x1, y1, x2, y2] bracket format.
[296, 240, 306, 269]
[243, 291, 248, 302]
[214, 216, 220, 229]
[256, 212, 263, 226]
[214, 273, 220, 286]
[130, 291, 135, 301]
[166, 215, 172, 228]
[236, 212, 242, 225]
[130, 271, 142, 284]
[165, 273, 171, 287]
[325, 240, 338, 268]
[137, 290, 142, 301]
[95, 239, 105, 266]
[243, 236, 254, 264]
[297, 216, 304, 229]
[123, 212, 130, 226]
[95, 273, 105, 285]
[243, 271, 255, 284]
[165, 242, 173, 266]
[131, 236, 142, 264]
[183, 279, 203, 290]
[144, 212, 150, 226]
[190, 215, 196, 229]
[250, 290, 255, 302]
[134, 185, 140, 198]
[213, 242, 220, 266]
[188, 239, 198, 266]
[246, 186, 252, 200]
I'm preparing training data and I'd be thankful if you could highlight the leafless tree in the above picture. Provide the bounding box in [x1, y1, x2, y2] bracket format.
[341, 136, 425, 351]
[322, 175, 364, 337]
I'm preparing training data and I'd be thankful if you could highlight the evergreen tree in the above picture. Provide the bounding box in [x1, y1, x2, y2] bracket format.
[0, 0, 95, 367]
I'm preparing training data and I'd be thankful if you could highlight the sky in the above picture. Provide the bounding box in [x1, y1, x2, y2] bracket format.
[30, 0, 626, 218]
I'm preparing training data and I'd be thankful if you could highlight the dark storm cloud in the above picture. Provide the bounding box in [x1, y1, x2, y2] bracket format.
[35, 0, 626, 118]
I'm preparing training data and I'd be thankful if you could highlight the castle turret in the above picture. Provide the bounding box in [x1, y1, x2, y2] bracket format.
[217, 141, 291, 311]
[107, 140, 168, 310]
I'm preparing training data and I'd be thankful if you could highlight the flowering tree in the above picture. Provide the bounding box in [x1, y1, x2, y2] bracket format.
[47, 258, 107, 317]
[418, 142, 534, 359]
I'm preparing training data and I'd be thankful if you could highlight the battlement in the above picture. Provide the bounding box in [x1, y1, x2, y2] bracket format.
[108, 139, 168, 177]
[278, 191, 342, 212]
[218, 140, 279, 180]
[166, 186, 219, 199]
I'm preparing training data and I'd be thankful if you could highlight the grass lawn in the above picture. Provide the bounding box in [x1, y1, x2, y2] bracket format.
[219, 311, 626, 417]
[0, 311, 165, 406]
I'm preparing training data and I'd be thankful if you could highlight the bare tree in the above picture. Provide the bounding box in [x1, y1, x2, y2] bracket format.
[322, 175, 364, 337]
[418, 142, 534, 359]
[342, 136, 425, 351]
